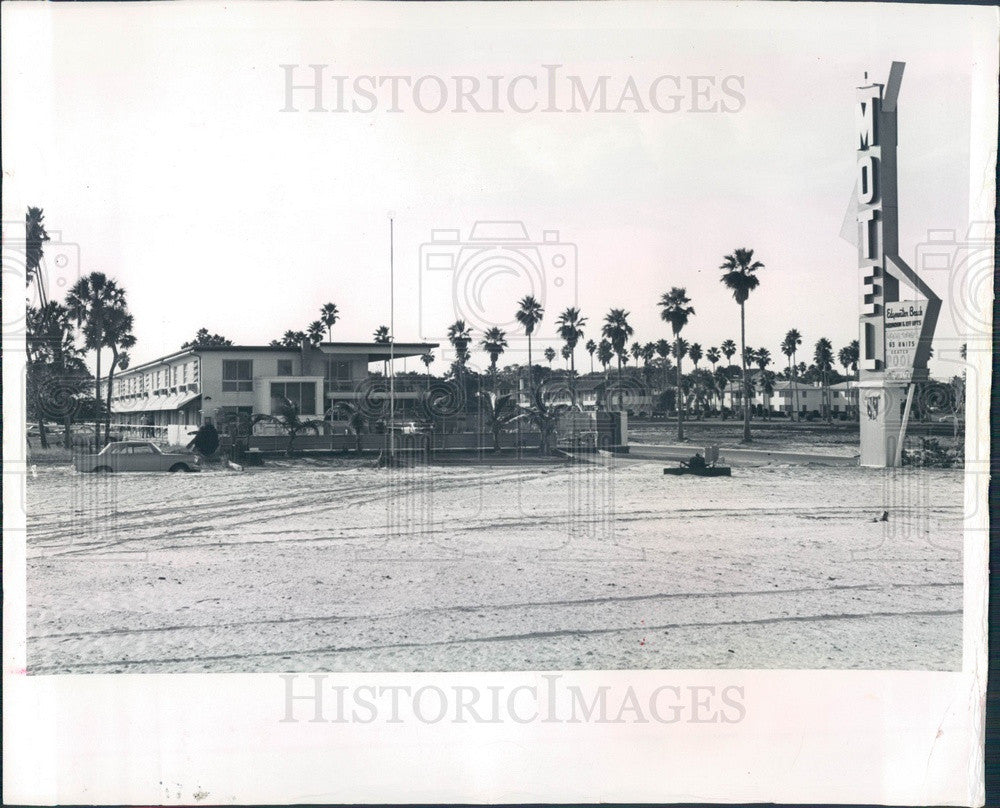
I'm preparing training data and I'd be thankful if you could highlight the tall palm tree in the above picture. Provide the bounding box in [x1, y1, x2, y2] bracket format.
[544, 346, 556, 366]
[372, 324, 392, 376]
[420, 352, 434, 390]
[720, 248, 764, 442]
[555, 306, 587, 380]
[597, 339, 614, 391]
[601, 309, 633, 411]
[781, 328, 803, 420]
[320, 302, 339, 341]
[99, 305, 136, 442]
[838, 340, 860, 420]
[838, 340, 859, 379]
[585, 339, 597, 374]
[658, 286, 696, 441]
[641, 342, 656, 391]
[515, 295, 544, 398]
[306, 320, 325, 347]
[66, 272, 127, 449]
[25, 207, 51, 310]
[446, 320, 471, 368]
[756, 348, 772, 418]
[654, 339, 672, 393]
[814, 337, 835, 424]
[705, 346, 721, 410]
[480, 327, 507, 391]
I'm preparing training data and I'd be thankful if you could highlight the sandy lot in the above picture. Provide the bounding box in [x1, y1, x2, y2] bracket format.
[25, 453, 963, 673]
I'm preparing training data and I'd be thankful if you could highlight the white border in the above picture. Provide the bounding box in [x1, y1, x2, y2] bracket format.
[2, 2, 994, 804]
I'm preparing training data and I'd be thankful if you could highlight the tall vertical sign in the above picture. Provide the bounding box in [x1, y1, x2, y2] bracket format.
[846, 62, 940, 467]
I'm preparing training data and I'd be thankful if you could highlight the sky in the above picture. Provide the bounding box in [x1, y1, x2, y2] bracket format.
[3, 1, 995, 379]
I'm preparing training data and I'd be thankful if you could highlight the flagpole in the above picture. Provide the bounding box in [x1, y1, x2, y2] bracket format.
[388, 216, 395, 462]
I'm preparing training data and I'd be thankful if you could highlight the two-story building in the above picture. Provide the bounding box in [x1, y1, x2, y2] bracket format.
[102, 341, 437, 443]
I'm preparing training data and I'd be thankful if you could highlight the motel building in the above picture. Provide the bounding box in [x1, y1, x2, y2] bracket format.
[722, 379, 858, 418]
[101, 340, 438, 444]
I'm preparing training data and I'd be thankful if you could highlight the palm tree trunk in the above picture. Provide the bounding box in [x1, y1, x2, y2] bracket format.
[740, 303, 751, 442]
[526, 334, 533, 402]
[94, 346, 102, 451]
[792, 352, 799, 420]
[618, 354, 622, 412]
[104, 354, 118, 444]
[675, 343, 684, 441]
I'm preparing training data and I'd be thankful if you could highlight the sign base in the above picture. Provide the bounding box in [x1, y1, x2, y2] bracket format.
[857, 379, 910, 467]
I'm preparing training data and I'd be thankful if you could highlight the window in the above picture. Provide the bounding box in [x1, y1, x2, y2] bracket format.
[182, 363, 189, 384]
[172, 366, 178, 386]
[222, 360, 253, 392]
[326, 359, 352, 381]
[277, 359, 293, 376]
[270, 381, 316, 415]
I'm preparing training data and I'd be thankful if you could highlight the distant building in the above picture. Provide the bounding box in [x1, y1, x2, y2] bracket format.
[101, 341, 436, 443]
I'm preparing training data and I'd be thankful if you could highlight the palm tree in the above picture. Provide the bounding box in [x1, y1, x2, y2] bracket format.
[838, 340, 859, 379]
[480, 327, 507, 394]
[306, 320, 325, 347]
[544, 346, 556, 367]
[630, 342, 643, 365]
[478, 392, 524, 453]
[658, 287, 695, 441]
[654, 339, 671, 393]
[327, 401, 369, 453]
[420, 352, 435, 392]
[721, 339, 737, 366]
[26, 302, 85, 449]
[602, 309, 634, 411]
[515, 295, 544, 399]
[320, 302, 339, 341]
[756, 348, 772, 418]
[521, 387, 579, 455]
[671, 337, 689, 424]
[447, 320, 471, 369]
[254, 396, 326, 455]
[66, 272, 127, 449]
[814, 337, 835, 424]
[555, 306, 587, 379]
[597, 339, 614, 391]
[688, 342, 703, 369]
[720, 248, 764, 442]
[781, 329, 803, 420]
[585, 339, 597, 374]
[374, 324, 392, 376]
[705, 346, 721, 409]
[25, 207, 51, 310]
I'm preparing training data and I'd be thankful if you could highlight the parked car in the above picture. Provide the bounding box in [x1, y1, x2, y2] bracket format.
[73, 441, 202, 473]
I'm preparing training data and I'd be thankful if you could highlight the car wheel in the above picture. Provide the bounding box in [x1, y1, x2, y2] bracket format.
[169, 463, 190, 473]
[93, 466, 113, 473]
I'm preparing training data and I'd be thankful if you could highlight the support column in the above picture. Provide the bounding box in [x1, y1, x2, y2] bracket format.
[857, 379, 909, 467]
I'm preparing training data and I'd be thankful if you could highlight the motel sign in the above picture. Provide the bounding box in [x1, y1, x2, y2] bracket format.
[848, 62, 940, 466]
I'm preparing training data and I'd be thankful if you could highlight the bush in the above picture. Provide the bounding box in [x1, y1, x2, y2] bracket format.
[901, 437, 963, 468]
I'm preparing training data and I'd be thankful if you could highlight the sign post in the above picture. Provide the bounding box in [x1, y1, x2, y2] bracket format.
[844, 63, 940, 467]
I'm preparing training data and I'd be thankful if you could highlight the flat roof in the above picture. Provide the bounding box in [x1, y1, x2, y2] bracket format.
[107, 341, 439, 378]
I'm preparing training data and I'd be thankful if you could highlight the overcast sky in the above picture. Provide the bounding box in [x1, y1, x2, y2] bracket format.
[3, 1, 995, 378]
